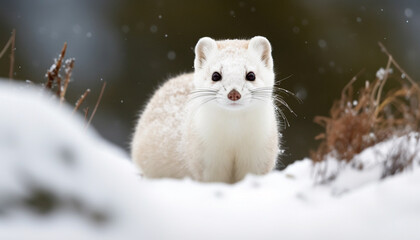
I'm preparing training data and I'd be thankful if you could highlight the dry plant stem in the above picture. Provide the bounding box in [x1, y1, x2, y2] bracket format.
[56, 77, 62, 96]
[86, 82, 107, 129]
[60, 59, 75, 104]
[73, 89, 91, 113]
[374, 56, 392, 114]
[312, 42, 420, 167]
[9, 29, 16, 79]
[378, 42, 420, 90]
[46, 42, 67, 89]
[0, 30, 13, 60]
[83, 107, 89, 122]
[340, 69, 365, 103]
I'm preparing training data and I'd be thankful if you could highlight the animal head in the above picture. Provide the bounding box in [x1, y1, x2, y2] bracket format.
[192, 36, 275, 110]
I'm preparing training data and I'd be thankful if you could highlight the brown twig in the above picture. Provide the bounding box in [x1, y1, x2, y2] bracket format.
[60, 58, 75, 103]
[73, 89, 91, 113]
[374, 55, 392, 112]
[56, 76, 62, 96]
[378, 42, 420, 90]
[8, 29, 16, 79]
[83, 107, 90, 122]
[86, 82, 107, 129]
[46, 42, 67, 89]
[340, 69, 365, 105]
[0, 30, 13, 60]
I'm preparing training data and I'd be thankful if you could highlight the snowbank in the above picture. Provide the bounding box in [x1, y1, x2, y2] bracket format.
[0, 80, 154, 240]
[0, 79, 419, 240]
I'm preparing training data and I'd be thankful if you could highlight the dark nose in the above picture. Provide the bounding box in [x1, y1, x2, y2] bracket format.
[227, 89, 241, 101]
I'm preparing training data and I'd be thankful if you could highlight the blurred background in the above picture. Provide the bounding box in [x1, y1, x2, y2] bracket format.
[1, 0, 420, 167]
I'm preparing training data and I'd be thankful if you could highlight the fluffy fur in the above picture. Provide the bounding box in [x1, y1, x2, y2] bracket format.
[131, 36, 280, 183]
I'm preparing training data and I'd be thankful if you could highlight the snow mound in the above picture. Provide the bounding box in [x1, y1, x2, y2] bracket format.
[0, 80, 155, 239]
[0, 79, 419, 240]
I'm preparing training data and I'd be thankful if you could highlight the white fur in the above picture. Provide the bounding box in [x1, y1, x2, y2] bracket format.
[186, 102, 278, 182]
[131, 36, 280, 183]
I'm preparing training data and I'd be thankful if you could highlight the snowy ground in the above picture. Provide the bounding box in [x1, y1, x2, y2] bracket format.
[0, 79, 419, 240]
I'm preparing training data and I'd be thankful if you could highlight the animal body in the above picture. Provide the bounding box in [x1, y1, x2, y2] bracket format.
[131, 36, 281, 183]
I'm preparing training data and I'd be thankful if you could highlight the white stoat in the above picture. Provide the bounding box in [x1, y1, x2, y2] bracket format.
[131, 36, 281, 183]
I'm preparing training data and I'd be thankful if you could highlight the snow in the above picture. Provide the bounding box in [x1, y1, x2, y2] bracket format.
[318, 39, 327, 49]
[405, 8, 414, 18]
[150, 25, 158, 33]
[0, 79, 419, 239]
[376, 67, 393, 80]
[167, 51, 176, 60]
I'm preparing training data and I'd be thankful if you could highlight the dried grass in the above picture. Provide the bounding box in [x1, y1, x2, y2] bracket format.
[45, 43, 106, 128]
[85, 82, 106, 129]
[73, 89, 91, 113]
[311, 42, 420, 164]
[0, 29, 16, 79]
[1, 32, 106, 128]
[46, 43, 66, 90]
[61, 58, 75, 103]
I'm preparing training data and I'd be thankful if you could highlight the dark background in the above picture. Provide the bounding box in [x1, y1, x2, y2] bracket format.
[1, 0, 420, 167]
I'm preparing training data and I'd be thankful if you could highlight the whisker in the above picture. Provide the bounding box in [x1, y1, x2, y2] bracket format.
[251, 96, 270, 103]
[276, 74, 293, 84]
[250, 91, 296, 127]
[251, 86, 303, 104]
[252, 95, 290, 129]
[251, 92, 273, 97]
[189, 92, 217, 96]
[276, 107, 290, 128]
[272, 97, 297, 117]
[190, 90, 218, 95]
[193, 87, 218, 91]
[194, 97, 217, 110]
[187, 93, 217, 103]
[276, 88, 303, 104]
[251, 91, 294, 110]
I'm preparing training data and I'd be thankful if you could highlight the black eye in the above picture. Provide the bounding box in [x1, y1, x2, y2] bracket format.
[212, 72, 222, 81]
[246, 72, 256, 81]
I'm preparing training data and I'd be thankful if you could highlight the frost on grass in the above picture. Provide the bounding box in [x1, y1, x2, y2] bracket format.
[0, 78, 420, 240]
[312, 43, 420, 182]
[376, 67, 393, 80]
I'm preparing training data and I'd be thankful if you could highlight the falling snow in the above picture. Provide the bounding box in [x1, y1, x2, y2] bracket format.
[167, 51, 176, 60]
[318, 39, 327, 49]
[405, 8, 414, 18]
[150, 25, 158, 33]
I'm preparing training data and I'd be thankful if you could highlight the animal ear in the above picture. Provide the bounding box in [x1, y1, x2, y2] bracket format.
[194, 37, 217, 69]
[248, 36, 273, 69]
